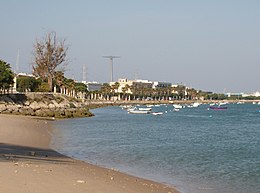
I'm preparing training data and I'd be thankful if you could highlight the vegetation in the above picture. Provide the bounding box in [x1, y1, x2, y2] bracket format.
[0, 60, 14, 94]
[16, 76, 41, 92]
[32, 31, 68, 91]
[75, 82, 88, 93]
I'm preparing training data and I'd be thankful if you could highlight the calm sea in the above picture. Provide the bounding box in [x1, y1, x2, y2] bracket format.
[51, 103, 260, 193]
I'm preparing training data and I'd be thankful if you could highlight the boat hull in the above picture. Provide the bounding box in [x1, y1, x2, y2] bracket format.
[128, 110, 150, 114]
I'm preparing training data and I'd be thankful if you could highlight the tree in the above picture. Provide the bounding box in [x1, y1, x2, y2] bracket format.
[64, 78, 75, 96]
[53, 71, 65, 92]
[75, 82, 88, 93]
[101, 83, 111, 99]
[16, 76, 41, 92]
[32, 31, 68, 91]
[111, 82, 120, 95]
[0, 60, 14, 94]
[173, 85, 186, 99]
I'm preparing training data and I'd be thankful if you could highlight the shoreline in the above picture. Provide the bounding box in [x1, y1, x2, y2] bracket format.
[0, 114, 181, 193]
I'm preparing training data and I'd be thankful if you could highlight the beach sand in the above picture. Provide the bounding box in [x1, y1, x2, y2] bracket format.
[0, 114, 180, 193]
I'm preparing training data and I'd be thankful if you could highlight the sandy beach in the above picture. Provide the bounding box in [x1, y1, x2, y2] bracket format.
[0, 114, 180, 193]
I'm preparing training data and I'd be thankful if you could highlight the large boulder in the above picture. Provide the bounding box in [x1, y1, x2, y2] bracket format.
[38, 101, 48, 109]
[48, 103, 56, 109]
[30, 101, 41, 110]
[0, 104, 6, 112]
[6, 104, 19, 113]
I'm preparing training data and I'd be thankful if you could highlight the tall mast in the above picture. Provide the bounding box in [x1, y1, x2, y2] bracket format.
[15, 49, 20, 74]
[82, 64, 87, 82]
[102, 56, 120, 82]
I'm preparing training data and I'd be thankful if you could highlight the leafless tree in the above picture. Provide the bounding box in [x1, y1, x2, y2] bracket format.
[32, 31, 68, 91]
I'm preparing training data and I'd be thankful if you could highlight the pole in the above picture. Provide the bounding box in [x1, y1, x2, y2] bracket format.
[110, 58, 114, 82]
[103, 56, 120, 82]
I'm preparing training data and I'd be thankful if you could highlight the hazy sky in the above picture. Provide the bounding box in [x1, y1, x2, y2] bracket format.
[1, 0, 260, 93]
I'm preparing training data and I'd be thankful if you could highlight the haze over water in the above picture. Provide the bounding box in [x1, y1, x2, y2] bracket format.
[52, 103, 260, 193]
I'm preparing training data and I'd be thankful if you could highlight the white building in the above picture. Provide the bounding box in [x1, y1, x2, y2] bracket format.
[252, 91, 260, 97]
[110, 78, 153, 94]
[83, 81, 102, 92]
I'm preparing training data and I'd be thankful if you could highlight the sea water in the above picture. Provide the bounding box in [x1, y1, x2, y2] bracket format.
[51, 103, 260, 193]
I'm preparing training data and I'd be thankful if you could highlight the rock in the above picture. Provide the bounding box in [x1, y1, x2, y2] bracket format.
[63, 109, 71, 118]
[48, 103, 56, 109]
[27, 108, 35, 116]
[0, 104, 6, 112]
[51, 100, 59, 107]
[24, 101, 30, 106]
[6, 104, 19, 112]
[30, 101, 40, 110]
[38, 101, 48, 109]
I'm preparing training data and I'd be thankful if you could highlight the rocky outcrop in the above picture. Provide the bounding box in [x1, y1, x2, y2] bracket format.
[0, 93, 94, 118]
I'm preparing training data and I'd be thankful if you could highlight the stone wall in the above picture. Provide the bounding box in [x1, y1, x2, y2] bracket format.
[0, 93, 93, 118]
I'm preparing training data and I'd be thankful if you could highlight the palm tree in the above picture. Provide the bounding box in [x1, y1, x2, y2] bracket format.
[121, 86, 127, 100]
[186, 88, 198, 100]
[101, 83, 112, 100]
[111, 82, 120, 99]
[64, 78, 75, 97]
[53, 71, 65, 93]
[174, 85, 186, 100]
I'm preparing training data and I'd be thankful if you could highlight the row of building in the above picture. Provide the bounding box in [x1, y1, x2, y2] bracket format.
[83, 78, 176, 94]
[11, 73, 260, 98]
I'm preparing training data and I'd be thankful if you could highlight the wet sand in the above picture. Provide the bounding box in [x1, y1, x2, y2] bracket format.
[0, 114, 180, 193]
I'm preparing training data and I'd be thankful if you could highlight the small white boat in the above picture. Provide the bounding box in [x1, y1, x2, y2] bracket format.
[126, 106, 137, 111]
[128, 110, 150, 114]
[173, 104, 183, 109]
[138, 107, 152, 111]
[151, 112, 163, 115]
[121, 105, 133, 109]
[192, 102, 200, 107]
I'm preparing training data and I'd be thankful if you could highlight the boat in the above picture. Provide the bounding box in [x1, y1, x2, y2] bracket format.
[152, 112, 163, 115]
[172, 104, 183, 109]
[209, 106, 228, 110]
[192, 102, 200, 107]
[128, 110, 150, 114]
[126, 106, 137, 111]
[121, 105, 134, 109]
[138, 107, 152, 111]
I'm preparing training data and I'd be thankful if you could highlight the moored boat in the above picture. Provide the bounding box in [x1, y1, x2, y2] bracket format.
[138, 107, 152, 111]
[151, 112, 163, 115]
[128, 110, 150, 114]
